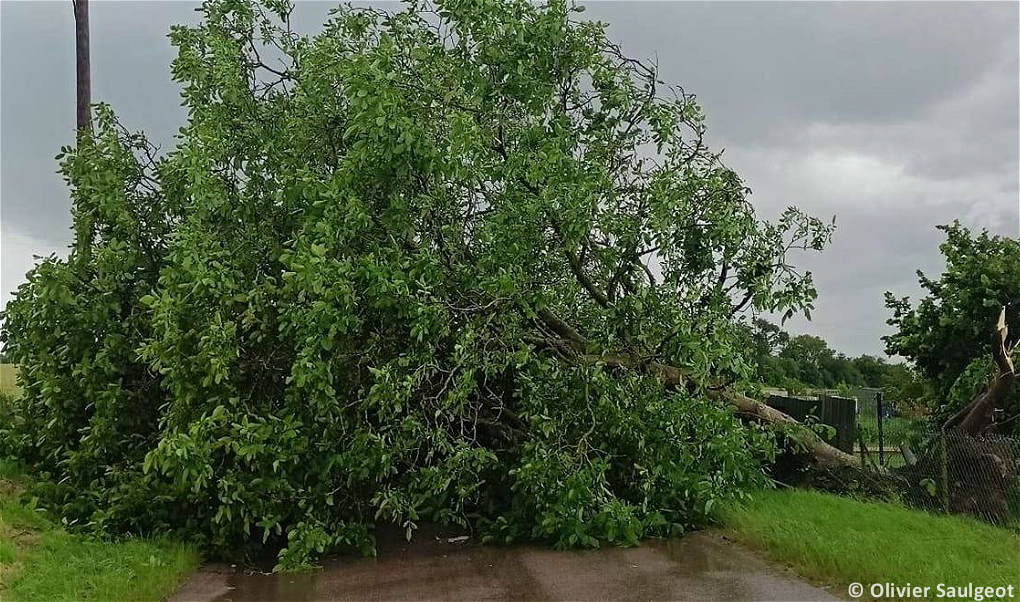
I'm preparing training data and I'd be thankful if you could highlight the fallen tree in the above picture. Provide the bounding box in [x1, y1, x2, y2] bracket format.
[2, 0, 859, 567]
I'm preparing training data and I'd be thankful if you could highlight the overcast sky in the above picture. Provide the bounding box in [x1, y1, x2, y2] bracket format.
[1, 1, 1018, 358]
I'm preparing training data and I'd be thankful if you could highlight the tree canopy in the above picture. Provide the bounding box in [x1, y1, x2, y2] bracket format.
[1, 0, 835, 567]
[884, 223, 1020, 429]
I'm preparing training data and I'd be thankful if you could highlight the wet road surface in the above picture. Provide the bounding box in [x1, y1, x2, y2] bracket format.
[169, 530, 841, 602]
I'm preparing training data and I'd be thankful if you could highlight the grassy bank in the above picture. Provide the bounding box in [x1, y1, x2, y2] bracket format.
[0, 460, 199, 602]
[724, 488, 1019, 599]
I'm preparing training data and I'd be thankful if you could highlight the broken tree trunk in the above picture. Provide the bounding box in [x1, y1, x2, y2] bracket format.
[534, 306, 864, 470]
[950, 307, 1016, 436]
[711, 388, 863, 468]
[902, 307, 1018, 522]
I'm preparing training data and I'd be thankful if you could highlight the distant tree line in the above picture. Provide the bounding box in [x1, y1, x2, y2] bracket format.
[741, 317, 928, 413]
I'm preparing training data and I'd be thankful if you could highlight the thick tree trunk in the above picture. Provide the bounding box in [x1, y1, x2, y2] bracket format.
[903, 308, 1017, 521]
[534, 306, 864, 470]
[710, 389, 863, 468]
[949, 307, 1016, 436]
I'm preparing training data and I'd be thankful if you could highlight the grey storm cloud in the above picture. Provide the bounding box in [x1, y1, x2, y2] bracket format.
[2, 1, 1018, 358]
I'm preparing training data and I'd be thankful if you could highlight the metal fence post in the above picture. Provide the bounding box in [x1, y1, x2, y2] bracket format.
[940, 431, 950, 514]
[876, 391, 884, 466]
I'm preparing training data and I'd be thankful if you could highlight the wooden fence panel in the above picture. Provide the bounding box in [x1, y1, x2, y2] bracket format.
[766, 394, 857, 453]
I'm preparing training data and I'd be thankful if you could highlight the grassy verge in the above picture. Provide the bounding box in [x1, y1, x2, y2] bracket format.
[0, 459, 199, 602]
[724, 488, 1019, 600]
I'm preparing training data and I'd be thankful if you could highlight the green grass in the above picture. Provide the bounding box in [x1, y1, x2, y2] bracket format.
[724, 488, 1020, 600]
[0, 459, 200, 602]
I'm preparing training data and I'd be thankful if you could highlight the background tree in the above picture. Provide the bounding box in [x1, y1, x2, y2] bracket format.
[885, 223, 1020, 432]
[744, 317, 793, 386]
[851, 355, 892, 388]
[742, 319, 905, 394]
[779, 334, 835, 386]
[880, 363, 933, 417]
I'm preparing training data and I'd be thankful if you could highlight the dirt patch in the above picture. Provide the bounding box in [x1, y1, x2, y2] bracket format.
[0, 558, 24, 588]
[0, 520, 29, 595]
[0, 478, 23, 498]
[2, 525, 40, 547]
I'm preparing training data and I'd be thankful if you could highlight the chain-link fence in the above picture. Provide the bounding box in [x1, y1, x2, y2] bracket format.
[892, 429, 1020, 526]
[856, 389, 1019, 527]
[838, 386, 925, 469]
[783, 387, 1020, 528]
[853, 387, 883, 463]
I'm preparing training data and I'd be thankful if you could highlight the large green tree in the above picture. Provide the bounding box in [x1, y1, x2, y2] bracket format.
[2, 0, 847, 566]
[885, 223, 1019, 432]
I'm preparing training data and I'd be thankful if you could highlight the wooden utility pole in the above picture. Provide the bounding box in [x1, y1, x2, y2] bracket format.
[73, 0, 91, 134]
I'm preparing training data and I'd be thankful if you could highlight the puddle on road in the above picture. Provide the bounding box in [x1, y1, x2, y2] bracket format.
[173, 528, 837, 602]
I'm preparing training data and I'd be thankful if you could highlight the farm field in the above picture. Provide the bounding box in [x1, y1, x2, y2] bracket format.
[0, 364, 20, 397]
